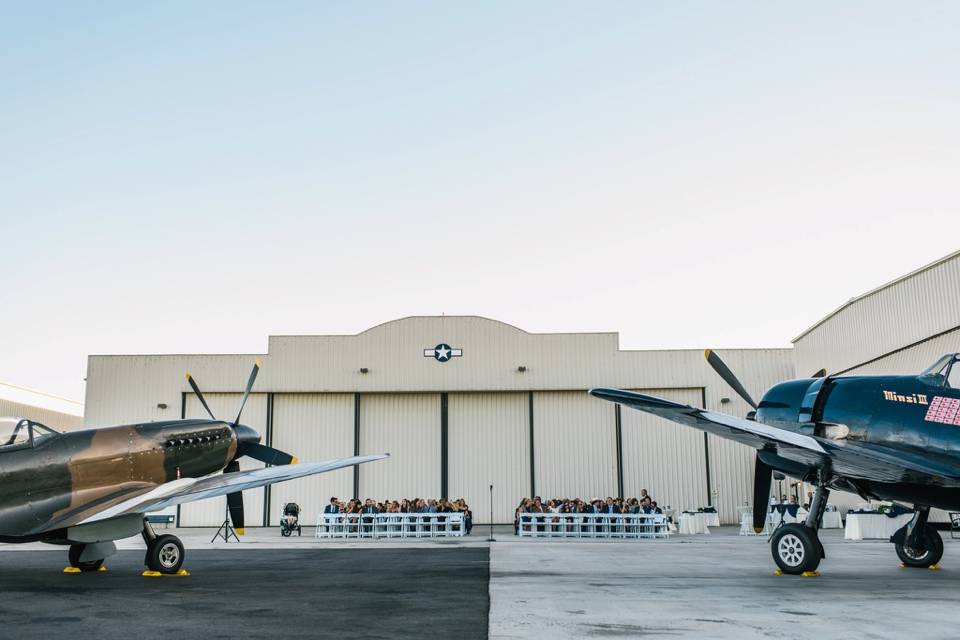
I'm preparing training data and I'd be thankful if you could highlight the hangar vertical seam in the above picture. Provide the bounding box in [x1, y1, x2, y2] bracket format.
[353, 393, 361, 499]
[441, 393, 449, 500]
[701, 387, 712, 507]
[528, 392, 535, 497]
[262, 393, 274, 526]
[615, 404, 623, 499]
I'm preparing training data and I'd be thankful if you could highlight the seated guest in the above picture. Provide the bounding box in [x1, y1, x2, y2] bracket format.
[324, 497, 341, 514]
[639, 497, 654, 514]
[361, 498, 379, 533]
[455, 498, 473, 534]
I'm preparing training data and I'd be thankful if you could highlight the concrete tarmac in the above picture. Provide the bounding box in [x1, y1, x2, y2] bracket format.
[489, 528, 960, 639]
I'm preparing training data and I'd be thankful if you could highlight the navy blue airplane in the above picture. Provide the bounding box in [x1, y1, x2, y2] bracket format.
[591, 351, 960, 575]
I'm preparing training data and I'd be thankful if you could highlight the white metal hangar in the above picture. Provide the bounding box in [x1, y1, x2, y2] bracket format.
[83, 318, 793, 526]
[0, 381, 83, 432]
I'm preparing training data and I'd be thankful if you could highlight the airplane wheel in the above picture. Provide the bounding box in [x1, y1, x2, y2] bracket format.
[771, 524, 821, 575]
[68, 544, 104, 572]
[147, 535, 185, 574]
[896, 525, 943, 568]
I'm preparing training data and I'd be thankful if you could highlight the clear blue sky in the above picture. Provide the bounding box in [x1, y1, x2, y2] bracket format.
[2, 2, 959, 401]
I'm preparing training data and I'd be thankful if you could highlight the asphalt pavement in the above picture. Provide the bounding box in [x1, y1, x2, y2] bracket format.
[0, 547, 489, 640]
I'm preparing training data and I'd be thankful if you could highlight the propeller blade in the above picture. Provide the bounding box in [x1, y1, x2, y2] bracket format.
[240, 442, 298, 466]
[224, 459, 245, 535]
[704, 349, 758, 410]
[811, 368, 827, 378]
[186, 373, 216, 420]
[233, 359, 262, 425]
[753, 454, 772, 533]
[227, 491, 245, 535]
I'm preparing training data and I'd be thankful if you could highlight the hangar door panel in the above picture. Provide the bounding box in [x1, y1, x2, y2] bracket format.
[620, 388, 707, 515]
[181, 393, 266, 527]
[360, 394, 441, 500]
[269, 394, 354, 525]
[448, 393, 529, 524]
[708, 435, 758, 525]
[533, 391, 617, 499]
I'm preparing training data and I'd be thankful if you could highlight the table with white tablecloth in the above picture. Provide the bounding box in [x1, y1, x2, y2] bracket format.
[844, 513, 912, 540]
[821, 511, 843, 529]
[740, 509, 843, 534]
[679, 512, 720, 535]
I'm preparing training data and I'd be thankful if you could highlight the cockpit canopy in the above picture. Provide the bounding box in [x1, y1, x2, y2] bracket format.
[0, 417, 60, 451]
[920, 354, 960, 389]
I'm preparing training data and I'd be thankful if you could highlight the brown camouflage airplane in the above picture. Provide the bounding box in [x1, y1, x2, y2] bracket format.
[0, 361, 388, 574]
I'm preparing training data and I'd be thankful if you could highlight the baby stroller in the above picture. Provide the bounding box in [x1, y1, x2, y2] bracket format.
[280, 503, 302, 537]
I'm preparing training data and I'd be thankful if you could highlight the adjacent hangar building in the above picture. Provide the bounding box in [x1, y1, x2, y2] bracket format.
[82, 250, 960, 527]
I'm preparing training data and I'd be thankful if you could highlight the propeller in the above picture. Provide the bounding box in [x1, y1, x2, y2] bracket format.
[704, 349, 757, 409]
[752, 457, 773, 532]
[185, 359, 298, 536]
[224, 460, 244, 534]
[704, 349, 768, 532]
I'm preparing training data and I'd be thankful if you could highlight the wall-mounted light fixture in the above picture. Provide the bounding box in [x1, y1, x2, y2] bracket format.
[720, 397, 730, 404]
[157, 403, 168, 410]
[360, 367, 369, 374]
[517, 366, 527, 373]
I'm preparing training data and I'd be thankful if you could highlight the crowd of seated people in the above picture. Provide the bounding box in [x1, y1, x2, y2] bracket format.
[514, 492, 663, 534]
[320, 496, 472, 534]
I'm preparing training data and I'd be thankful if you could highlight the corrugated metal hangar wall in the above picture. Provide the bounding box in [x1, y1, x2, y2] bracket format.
[84, 317, 795, 526]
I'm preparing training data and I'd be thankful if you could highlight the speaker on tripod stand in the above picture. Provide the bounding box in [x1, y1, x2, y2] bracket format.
[487, 484, 496, 542]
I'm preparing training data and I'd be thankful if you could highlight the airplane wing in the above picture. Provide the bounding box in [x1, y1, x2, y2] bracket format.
[590, 388, 960, 487]
[73, 454, 390, 526]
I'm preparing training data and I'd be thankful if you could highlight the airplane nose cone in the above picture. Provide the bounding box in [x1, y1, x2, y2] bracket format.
[233, 423, 261, 445]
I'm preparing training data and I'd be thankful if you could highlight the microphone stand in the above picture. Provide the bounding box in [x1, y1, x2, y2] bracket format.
[488, 484, 496, 542]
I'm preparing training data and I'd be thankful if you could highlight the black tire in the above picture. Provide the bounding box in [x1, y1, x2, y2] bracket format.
[68, 544, 104, 572]
[771, 524, 821, 575]
[281, 528, 291, 537]
[147, 535, 185, 574]
[297, 526, 302, 536]
[896, 525, 944, 568]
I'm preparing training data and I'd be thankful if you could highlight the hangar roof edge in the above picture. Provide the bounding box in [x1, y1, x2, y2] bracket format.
[267, 315, 619, 340]
[792, 248, 960, 344]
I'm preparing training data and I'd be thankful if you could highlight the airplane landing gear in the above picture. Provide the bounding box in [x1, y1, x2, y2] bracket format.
[771, 524, 820, 574]
[770, 482, 829, 575]
[142, 517, 186, 575]
[146, 535, 185, 574]
[68, 544, 104, 572]
[893, 507, 944, 568]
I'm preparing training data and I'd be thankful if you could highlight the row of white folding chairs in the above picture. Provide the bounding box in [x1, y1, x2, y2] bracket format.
[315, 512, 466, 538]
[517, 513, 670, 539]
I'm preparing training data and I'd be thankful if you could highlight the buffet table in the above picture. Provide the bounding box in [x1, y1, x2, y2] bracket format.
[821, 511, 843, 529]
[844, 512, 913, 540]
[739, 508, 843, 534]
[679, 512, 713, 535]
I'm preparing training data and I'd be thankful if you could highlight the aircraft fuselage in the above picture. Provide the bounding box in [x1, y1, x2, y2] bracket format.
[0, 419, 236, 540]
[756, 374, 960, 510]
